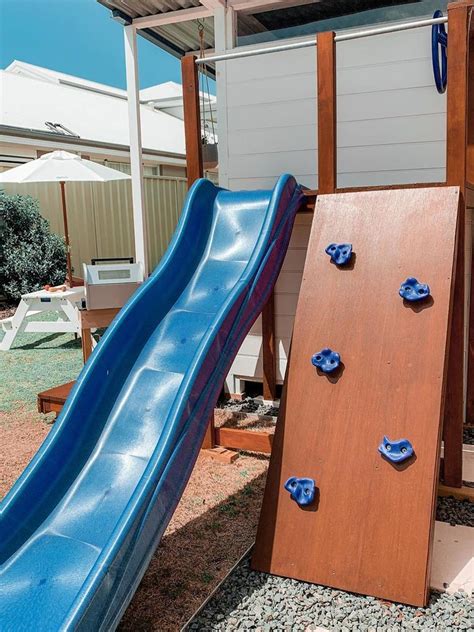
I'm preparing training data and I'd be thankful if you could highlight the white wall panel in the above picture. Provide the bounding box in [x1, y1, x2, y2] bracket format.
[220, 22, 447, 392]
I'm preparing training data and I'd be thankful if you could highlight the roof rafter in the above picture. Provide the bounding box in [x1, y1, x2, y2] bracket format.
[229, 0, 316, 14]
[133, 6, 213, 30]
[199, 0, 226, 8]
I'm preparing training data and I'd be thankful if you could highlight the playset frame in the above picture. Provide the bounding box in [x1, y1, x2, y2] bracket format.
[181, 1, 474, 487]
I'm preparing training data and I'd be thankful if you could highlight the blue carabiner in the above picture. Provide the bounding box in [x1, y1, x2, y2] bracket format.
[432, 10, 447, 94]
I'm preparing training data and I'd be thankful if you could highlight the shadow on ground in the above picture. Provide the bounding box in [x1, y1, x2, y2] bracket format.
[119, 468, 268, 632]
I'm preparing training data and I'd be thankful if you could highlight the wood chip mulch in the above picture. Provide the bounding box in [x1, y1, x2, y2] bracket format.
[0, 407, 269, 631]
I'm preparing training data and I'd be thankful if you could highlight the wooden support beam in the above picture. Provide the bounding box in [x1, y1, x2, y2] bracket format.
[466, 9, 474, 424]
[201, 415, 216, 449]
[181, 55, 203, 189]
[215, 427, 273, 453]
[133, 6, 212, 29]
[262, 291, 277, 401]
[443, 1, 473, 486]
[443, 198, 465, 487]
[79, 307, 120, 363]
[438, 483, 474, 502]
[317, 31, 337, 193]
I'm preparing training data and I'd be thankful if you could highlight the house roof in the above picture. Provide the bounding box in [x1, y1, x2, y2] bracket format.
[1, 61, 186, 157]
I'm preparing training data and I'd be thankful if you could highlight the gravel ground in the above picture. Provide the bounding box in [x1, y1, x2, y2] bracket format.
[218, 397, 280, 418]
[187, 492, 473, 631]
[187, 556, 473, 631]
[436, 496, 474, 527]
[463, 426, 474, 445]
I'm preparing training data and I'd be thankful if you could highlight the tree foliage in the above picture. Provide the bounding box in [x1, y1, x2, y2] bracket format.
[0, 191, 66, 301]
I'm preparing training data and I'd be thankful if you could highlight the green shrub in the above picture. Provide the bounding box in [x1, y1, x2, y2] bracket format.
[0, 191, 66, 301]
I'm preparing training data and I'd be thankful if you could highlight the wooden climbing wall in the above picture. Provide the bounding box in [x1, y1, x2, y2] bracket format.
[252, 187, 461, 607]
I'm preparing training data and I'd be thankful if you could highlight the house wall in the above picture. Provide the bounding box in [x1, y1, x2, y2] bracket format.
[217, 23, 447, 394]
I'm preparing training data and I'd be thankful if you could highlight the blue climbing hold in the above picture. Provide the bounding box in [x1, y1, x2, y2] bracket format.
[378, 436, 414, 464]
[311, 348, 340, 373]
[399, 277, 430, 302]
[284, 477, 316, 506]
[325, 243, 352, 266]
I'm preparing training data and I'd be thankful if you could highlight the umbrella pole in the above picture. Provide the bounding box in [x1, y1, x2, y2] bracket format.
[60, 181, 73, 286]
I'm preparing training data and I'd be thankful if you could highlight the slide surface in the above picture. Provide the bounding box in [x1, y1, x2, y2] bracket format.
[0, 175, 302, 631]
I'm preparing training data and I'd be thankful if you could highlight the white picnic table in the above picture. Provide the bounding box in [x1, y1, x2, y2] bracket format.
[0, 287, 85, 351]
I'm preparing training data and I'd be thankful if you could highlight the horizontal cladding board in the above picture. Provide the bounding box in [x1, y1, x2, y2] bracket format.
[227, 99, 317, 132]
[228, 141, 444, 180]
[338, 141, 445, 172]
[226, 59, 436, 109]
[336, 26, 433, 68]
[223, 47, 316, 83]
[228, 353, 288, 383]
[336, 58, 437, 96]
[337, 86, 445, 122]
[275, 271, 305, 293]
[229, 125, 317, 155]
[338, 114, 446, 147]
[280, 247, 308, 272]
[275, 293, 299, 316]
[238, 334, 291, 358]
[228, 174, 317, 189]
[222, 26, 432, 86]
[227, 86, 444, 132]
[337, 168, 446, 188]
[227, 72, 316, 108]
[288, 222, 311, 247]
[249, 315, 295, 339]
[228, 150, 316, 179]
[228, 113, 446, 157]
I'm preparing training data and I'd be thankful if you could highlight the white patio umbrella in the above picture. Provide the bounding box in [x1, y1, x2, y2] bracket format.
[0, 150, 131, 285]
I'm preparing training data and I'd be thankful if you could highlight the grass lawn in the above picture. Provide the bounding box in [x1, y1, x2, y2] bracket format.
[0, 312, 83, 414]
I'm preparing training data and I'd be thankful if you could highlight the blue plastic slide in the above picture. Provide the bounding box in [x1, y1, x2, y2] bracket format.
[0, 175, 302, 631]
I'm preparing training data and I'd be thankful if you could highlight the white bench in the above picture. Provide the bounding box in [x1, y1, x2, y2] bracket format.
[0, 287, 85, 351]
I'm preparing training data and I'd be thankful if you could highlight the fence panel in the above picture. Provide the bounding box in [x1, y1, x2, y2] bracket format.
[1, 176, 187, 277]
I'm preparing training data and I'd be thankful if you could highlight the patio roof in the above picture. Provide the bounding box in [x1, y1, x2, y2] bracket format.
[97, 0, 215, 56]
[97, 1, 416, 57]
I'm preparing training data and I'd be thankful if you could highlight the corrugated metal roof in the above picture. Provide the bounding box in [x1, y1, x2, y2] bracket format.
[97, 0, 214, 55]
[96, 1, 430, 57]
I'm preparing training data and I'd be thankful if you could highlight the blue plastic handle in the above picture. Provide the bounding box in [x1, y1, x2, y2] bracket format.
[284, 477, 316, 506]
[399, 277, 430, 302]
[432, 10, 447, 94]
[325, 243, 352, 266]
[378, 436, 414, 464]
[311, 348, 340, 373]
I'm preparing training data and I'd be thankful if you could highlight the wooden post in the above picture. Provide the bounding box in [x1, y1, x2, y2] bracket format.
[443, 1, 473, 486]
[262, 291, 277, 400]
[317, 31, 337, 193]
[59, 181, 73, 286]
[181, 54, 216, 449]
[466, 6, 474, 424]
[181, 55, 203, 188]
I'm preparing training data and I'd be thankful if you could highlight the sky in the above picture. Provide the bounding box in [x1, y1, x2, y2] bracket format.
[0, 0, 190, 90]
